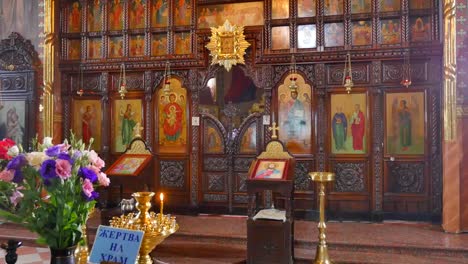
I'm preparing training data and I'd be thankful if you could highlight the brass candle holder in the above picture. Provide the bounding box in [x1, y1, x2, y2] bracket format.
[110, 192, 178, 264]
[309, 172, 335, 264]
[75, 207, 94, 264]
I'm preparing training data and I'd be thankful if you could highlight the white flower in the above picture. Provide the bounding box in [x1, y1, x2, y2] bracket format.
[26, 152, 48, 168]
[7, 146, 19, 157]
[43, 137, 53, 148]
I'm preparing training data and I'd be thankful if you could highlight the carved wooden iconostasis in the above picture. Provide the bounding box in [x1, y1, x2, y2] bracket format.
[58, 0, 442, 220]
[0, 33, 39, 152]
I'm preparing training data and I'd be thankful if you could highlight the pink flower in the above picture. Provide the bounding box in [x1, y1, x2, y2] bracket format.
[86, 150, 105, 169]
[98, 172, 110, 187]
[0, 169, 14, 182]
[87, 165, 100, 175]
[55, 159, 72, 180]
[10, 189, 23, 206]
[82, 178, 94, 198]
[57, 143, 70, 152]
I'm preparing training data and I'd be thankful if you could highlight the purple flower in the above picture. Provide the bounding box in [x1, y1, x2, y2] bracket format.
[78, 167, 97, 183]
[84, 191, 99, 201]
[6, 155, 27, 170]
[12, 170, 23, 183]
[45, 145, 62, 157]
[57, 153, 72, 164]
[40, 159, 57, 180]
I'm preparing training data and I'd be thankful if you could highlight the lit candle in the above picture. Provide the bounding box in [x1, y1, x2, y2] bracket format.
[159, 193, 164, 221]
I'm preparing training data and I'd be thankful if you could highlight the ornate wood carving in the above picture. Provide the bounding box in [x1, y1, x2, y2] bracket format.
[373, 89, 383, 211]
[327, 64, 370, 85]
[294, 161, 313, 192]
[236, 172, 248, 192]
[382, 61, 428, 83]
[332, 162, 366, 193]
[234, 158, 255, 172]
[207, 173, 226, 192]
[430, 91, 442, 213]
[388, 162, 425, 193]
[203, 194, 228, 202]
[111, 73, 143, 90]
[1, 74, 28, 91]
[204, 157, 228, 171]
[315, 63, 326, 87]
[160, 160, 185, 188]
[233, 194, 248, 203]
[317, 89, 326, 172]
[372, 61, 382, 84]
[0, 33, 39, 71]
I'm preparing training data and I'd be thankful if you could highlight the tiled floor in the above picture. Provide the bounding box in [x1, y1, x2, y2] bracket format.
[1, 214, 468, 263]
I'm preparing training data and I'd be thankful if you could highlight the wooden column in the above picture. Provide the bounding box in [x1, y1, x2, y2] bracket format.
[442, 0, 467, 233]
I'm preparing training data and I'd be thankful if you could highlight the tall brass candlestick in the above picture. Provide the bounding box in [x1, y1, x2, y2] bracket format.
[309, 172, 335, 264]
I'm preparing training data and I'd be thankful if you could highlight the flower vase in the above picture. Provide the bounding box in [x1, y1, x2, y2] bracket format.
[50, 246, 77, 264]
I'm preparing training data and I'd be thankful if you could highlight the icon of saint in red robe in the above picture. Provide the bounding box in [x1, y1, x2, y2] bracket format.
[163, 94, 183, 142]
[350, 104, 365, 151]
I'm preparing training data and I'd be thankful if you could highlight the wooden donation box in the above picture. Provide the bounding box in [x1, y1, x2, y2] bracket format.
[105, 138, 153, 202]
[246, 140, 295, 264]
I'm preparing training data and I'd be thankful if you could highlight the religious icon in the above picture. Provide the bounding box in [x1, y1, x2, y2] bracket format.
[324, 0, 343, 16]
[158, 78, 187, 154]
[88, 0, 102, 32]
[108, 37, 123, 58]
[114, 99, 143, 153]
[152, 34, 167, 56]
[278, 74, 312, 154]
[129, 0, 146, 29]
[410, 17, 431, 42]
[381, 19, 401, 44]
[409, 0, 431, 9]
[298, 25, 316, 49]
[324, 23, 344, 47]
[174, 33, 191, 55]
[351, 0, 371, 14]
[69, 39, 81, 60]
[129, 35, 145, 57]
[272, 26, 290, 50]
[151, 0, 168, 27]
[330, 93, 367, 154]
[380, 0, 400, 12]
[240, 123, 257, 153]
[272, 0, 289, 19]
[108, 0, 124, 31]
[298, 0, 315, 17]
[204, 124, 223, 154]
[68, 1, 81, 33]
[197, 2, 264, 29]
[0, 102, 26, 146]
[88, 38, 102, 59]
[174, 0, 191, 26]
[352, 21, 372, 46]
[386, 92, 425, 155]
[106, 155, 151, 176]
[73, 100, 102, 151]
[252, 160, 288, 180]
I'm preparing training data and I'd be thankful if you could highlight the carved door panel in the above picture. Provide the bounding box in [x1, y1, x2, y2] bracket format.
[200, 116, 229, 210]
[232, 115, 263, 210]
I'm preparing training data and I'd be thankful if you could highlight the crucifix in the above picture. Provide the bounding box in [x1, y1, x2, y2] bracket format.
[133, 122, 144, 138]
[269, 122, 279, 140]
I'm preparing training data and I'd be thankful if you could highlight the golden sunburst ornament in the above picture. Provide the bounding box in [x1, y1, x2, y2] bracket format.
[206, 20, 250, 71]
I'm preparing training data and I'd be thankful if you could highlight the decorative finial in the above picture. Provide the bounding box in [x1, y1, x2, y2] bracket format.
[133, 122, 144, 138]
[269, 122, 280, 140]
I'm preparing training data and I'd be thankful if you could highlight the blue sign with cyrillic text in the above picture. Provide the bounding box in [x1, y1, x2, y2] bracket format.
[89, 225, 143, 264]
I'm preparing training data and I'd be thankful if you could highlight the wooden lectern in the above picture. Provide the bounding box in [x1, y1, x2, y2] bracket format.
[101, 137, 153, 224]
[246, 124, 295, 264]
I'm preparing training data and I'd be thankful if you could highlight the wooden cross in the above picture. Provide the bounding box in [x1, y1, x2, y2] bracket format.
[269, 122, 279, 139]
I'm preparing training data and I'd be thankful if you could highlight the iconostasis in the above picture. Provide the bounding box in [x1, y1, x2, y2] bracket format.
[58, 0, 441, 220]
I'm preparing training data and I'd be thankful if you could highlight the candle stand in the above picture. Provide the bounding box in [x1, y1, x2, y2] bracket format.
[110, 192, 178, 264]
[309, 172, 335, 264]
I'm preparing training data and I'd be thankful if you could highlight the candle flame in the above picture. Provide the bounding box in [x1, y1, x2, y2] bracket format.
[160, 193, 164, 201]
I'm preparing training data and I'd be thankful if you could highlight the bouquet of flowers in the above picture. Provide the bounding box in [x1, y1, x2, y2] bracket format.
[0, 135, 109, 249]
